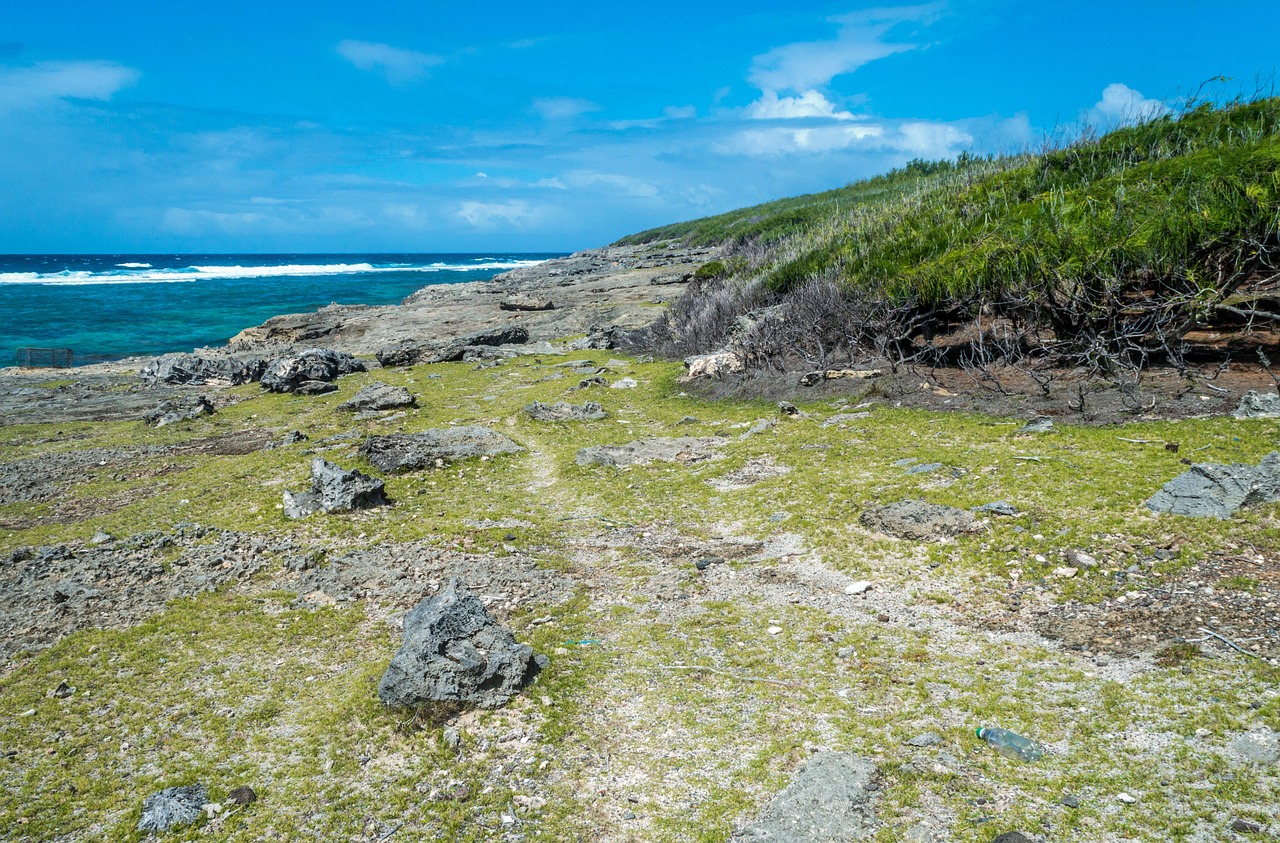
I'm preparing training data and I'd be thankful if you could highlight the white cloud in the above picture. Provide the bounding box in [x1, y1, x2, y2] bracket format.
[749, 4, 940, 93]
[746, 89, 857, 121]
[0, 60, 139, 112]
[563, 171, 659, 198]
[720, 124, 884, 157]
[1086, 83, 1170, 127]
[457, 200, 542, 228]
[897, 121, 973, 157]
[533, 96, 600, 120]
[336, 40, 443, 84]
[664, 105, 697, 120]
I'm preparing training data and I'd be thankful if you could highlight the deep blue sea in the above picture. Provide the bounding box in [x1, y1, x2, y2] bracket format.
[0, 253, 562, 366]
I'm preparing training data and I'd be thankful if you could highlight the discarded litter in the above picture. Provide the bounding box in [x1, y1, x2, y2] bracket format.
[976, 727, 1045, 761]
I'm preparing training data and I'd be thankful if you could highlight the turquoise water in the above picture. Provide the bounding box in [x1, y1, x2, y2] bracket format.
[0, 253, 560, 365]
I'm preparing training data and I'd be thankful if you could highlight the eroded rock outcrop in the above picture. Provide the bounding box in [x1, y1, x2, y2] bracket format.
[338, 382, 416, 412]
[1146, 452, 1280, 518]
[140, 353, 267, 387]
[142, 395, 215, 427]
[1234, 390, 1280, 419]
[361, 427, 523, 473]
[377, 578, 547, 709]
[283, 458, 387, 518]
[376, 327, 529, 367]
[260, 348, 366, 394]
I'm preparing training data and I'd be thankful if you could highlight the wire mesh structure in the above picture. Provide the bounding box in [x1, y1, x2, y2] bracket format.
[15, 347, 74, 368]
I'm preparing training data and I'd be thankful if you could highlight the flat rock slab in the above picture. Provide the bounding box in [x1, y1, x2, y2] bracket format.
[524, 400, 607, 421]
[138, 784, 208, 833]
[860, 499, 977, 540]
[361, 426, 523, 473]
[731, 752, 877, 841]
[283, 457, 387, 518]
[338, 382, 416, 412]
[1146, 452, 1280, 518]
[261, 348, 366, 394]
[576, 437, 722, 468]
[500, 295, 554, 311]
[378, 577, 547, 709]
[376, 327, 529, 367]
[1228, 728, 1280, 766]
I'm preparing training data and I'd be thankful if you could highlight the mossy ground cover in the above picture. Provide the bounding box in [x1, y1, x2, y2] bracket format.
[1, 352, 1277, 841]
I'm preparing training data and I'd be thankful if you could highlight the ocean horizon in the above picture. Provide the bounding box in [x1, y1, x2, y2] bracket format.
[0, 252, 563, 367]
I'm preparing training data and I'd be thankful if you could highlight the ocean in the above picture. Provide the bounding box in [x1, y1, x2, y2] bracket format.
[0, 253, 561, 367]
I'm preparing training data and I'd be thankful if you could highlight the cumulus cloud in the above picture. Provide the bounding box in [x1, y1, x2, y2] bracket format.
[532, 96, 600, 120]
[0, 60, 139, 112]
[746, 89, 858, 121]
[718, 116, 973, 159]
[336, 40, 443, 83]
[1086, 83, 1170, 127]
[749, 4, 940, 93]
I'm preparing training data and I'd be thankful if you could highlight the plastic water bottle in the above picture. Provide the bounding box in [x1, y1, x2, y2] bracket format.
[976, 727, 1045, 761]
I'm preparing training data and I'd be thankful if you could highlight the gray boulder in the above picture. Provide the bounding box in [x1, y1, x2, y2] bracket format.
[260, 348, 365, 394]
[283, 458, 387, 518]
[142, 395, 215, 427]
[376, 327, 529, 367]
[1146, 452, 1280, 518]
[138, 784, 207, 833]
[338, 382, 416, 412]
[860, 500, 977, 540]
[377, 578, 547, 709]
[1233, 390, 1280, 419]
[567, 324, 625, 351]
[361, 426, 523, 473]
[140, 353, 267, 386]
[731, 753, 877, 841]
[576, 437, 721, 467]
[524, 401, 607, 422]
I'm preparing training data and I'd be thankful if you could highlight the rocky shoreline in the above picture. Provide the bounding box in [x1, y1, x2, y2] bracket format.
[0, 243, 717, 426]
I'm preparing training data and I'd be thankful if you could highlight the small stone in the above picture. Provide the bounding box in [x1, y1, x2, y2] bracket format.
[991, 834, 1033, 843]
[52, 682, 74, 699]
[905, 732, 942, 747]
[1019, 416, 1054, 433]
[18, 709, 36, 718]
[777, 401, 800, 415]
[89, 530, 113, 546]
[695, 557, 722, 571]
[1051, 567, 1079, 579]
[609, 377, 638, 389]
[877, 613, 890, 623]
[836, 646, 856, 659]
[1117, 792, 1137, 804]
[203, 803, 222, 819]
[845, 580, 873, 595]
[767, 626, 783, 635]
[1060, 794, 1080, 808]
[226, 786, 258, 806]
[442, 727, 461, 749]
[1231, 818, 1263, 833]
[1065, 549, 1099, 569]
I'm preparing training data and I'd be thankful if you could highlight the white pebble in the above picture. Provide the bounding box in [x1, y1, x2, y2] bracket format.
[845, 581, 873, 595]
[1117, 792, 1137, 804]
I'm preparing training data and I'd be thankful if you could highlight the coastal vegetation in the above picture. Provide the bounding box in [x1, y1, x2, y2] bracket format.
[623, 97, 1280, 383]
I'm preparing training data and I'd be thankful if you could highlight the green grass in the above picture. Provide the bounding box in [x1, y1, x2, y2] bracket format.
[2, 352, 1279, 841]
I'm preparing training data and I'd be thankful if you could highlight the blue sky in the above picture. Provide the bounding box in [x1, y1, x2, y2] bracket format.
[1, 1, 1274, 253]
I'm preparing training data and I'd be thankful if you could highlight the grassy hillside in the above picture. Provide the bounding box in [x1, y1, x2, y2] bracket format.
[625, 99, 1280, 377]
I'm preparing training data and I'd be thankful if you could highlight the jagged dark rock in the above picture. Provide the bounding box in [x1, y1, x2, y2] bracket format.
[524, 400, 607, 421]
[376, 327, 529, 367]
[338, 382, 416, 412]
[377, 578, 547, 709]
[361, 427, 523, 473]
[140, 353, 267, 386]
[860, 500, 977, 540]
[138, 784, 208, 833]
[500, 295, 554, 311]
[283, 458, 387, 518]
[260, 348, 366, 394]
[567, 324, 625, 350]
[731, 753, 877, 841]
[141, 395, 215, 427]
[1146, 452, 1280, 518]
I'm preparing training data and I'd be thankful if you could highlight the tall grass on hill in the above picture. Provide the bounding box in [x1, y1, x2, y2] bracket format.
[628, 97, 1280, 383]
